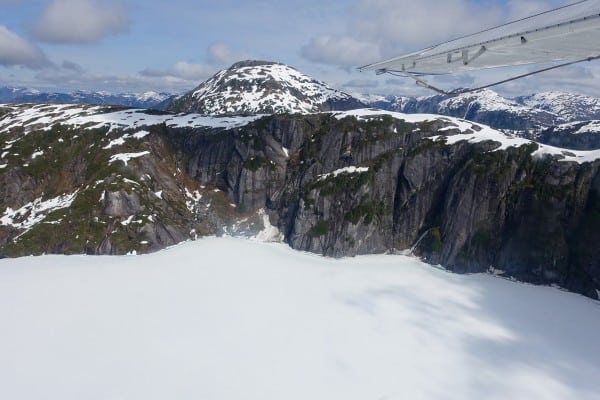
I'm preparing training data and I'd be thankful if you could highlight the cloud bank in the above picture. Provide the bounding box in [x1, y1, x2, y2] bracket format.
[0, 25, 50, 69]
[32, 0, 128, 44]
[140, 42, 250, 83]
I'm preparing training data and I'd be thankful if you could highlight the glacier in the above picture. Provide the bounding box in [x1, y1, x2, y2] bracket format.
[0, 237, 599, 400]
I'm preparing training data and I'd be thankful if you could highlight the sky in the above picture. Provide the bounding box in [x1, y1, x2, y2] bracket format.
[1, 0, 598, 97]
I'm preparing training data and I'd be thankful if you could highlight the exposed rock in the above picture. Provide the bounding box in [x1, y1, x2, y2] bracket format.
[102, 190, 143, 216]
[537, 121, 600, 150]
[1, 104, 599, 300]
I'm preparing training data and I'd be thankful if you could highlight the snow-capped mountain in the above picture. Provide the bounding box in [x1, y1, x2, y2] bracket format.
[363, 89, 600, 137]
[167, 60, 365, 115]
[0, 86, 175, 109]
[516, 91, 600, 121]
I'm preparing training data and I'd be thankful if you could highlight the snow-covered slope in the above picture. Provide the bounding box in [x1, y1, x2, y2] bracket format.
[167, 60, 365, 115]
[334, 109, 600, 163]
[362, 89, 600, 137]
[0, 103, 260, 134]
[517, 91, 600, 122]
[0, 237, 599, 400]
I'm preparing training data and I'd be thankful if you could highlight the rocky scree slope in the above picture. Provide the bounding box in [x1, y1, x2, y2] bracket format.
[1, 104, 600, 299]
[167, 60, 365, 115]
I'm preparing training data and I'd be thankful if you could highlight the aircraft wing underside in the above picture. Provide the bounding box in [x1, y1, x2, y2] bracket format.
[360, 0, 600, 75]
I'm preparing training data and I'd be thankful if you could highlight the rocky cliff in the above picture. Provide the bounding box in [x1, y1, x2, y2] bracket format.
[1, 103, 599, 299]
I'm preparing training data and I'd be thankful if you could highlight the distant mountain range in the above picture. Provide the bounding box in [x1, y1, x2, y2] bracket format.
[4, 69, 600, 141]
[0, 86, 175, 110]
[356, 89, 600, 135]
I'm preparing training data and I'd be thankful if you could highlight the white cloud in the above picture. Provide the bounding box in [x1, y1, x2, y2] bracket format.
[207, 42, 249, 65]
[301, 35, 381, 67]
[32, 0, 128, 44]
[139, 42, 250, 83]
[343, 79, 379, 89]
[0, 25, 50, 69]
[140, 61, 216, 82]
[360, 0, 506, 52]
[506, 0, 563, 19]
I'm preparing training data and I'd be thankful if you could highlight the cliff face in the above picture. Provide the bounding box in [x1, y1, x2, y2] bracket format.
[1, 104, 599, 298]
[167, 113, 600, 298]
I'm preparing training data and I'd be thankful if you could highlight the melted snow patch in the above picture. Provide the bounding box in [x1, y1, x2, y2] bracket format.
[108, 151, 150, 166]
[0, 191, 78, 231]
[184, 188, 203, 213]
[30, 150, 44, 159]
[103, 130, 151, 149]
[319, 166, 369, 180]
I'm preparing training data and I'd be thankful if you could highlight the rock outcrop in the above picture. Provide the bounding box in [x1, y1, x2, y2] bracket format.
[163, 112, 600, 298]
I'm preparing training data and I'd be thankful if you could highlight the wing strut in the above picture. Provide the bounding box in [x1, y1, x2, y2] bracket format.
[382, 55, 600, 97]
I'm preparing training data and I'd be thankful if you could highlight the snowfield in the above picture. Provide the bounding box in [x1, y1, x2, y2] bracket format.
[0, 237, 599, 400]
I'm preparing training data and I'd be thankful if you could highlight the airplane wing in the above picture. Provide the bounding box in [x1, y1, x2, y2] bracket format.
[359, 0, 600, 75]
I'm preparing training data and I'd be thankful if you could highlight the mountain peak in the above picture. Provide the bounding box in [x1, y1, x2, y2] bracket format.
[167, 60, 365, 116]
[228, 60, 283, 69]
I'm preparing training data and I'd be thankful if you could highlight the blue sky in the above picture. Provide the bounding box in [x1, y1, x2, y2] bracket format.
[1, 0, 596, 97]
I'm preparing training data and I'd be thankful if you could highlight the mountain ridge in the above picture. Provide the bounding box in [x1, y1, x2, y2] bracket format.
[1, 102, 599, 298]
[0, 86, 175, 110]
[358, 89, 600, 140]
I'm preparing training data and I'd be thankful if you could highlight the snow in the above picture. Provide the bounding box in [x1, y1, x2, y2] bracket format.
[108, 151, 150, 166]
[103, 130, 151, 149]
[439, 89, 538, 117]
[0, 191, 78, 231]
[335, 109, 600, 164]
[188, 62, 354, 115]
[253, 209, 284, 242]
[30, 150, 44, 159]
[0, 163, 6, 169]
[572, 121, 600, 135]
[0, 236, 599, 400]
[0, 103, 261, 135]
[318, 166, 370, 180]
[520, 92, 600, 121]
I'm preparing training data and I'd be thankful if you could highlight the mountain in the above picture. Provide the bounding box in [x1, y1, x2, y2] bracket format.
[537, 120, 600, 150]
[167, 60, 366, 115]
[517, 91, 600, 121]
[363, 89, 600, 140]
[0, 86, 175, 109]
[1, 103, 599, 299]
